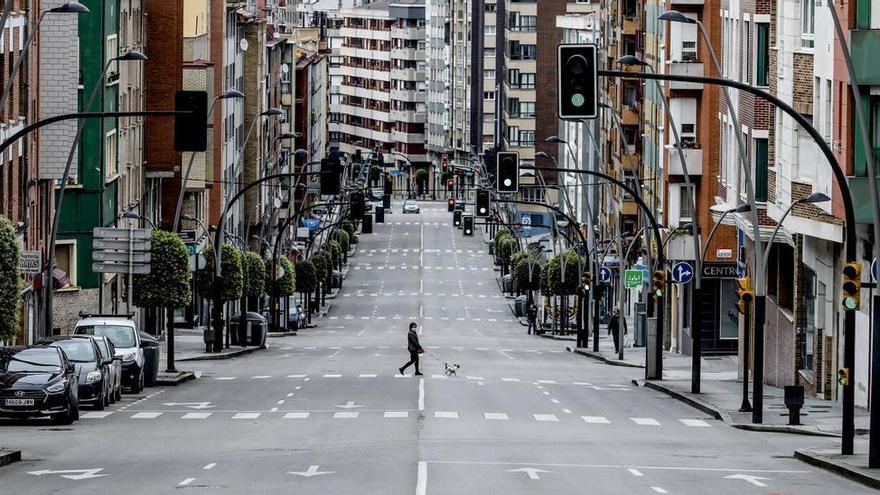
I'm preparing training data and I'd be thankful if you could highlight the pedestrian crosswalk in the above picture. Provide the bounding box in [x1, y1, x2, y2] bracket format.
[358, 248, 488, 254]
[205, 372, 622, 388]
[81, 410, 715, 428]
[351, 264, 491, 271]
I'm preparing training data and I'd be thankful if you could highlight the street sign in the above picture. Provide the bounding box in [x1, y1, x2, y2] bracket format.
[92, 262, 151, 275]
[19, 251, 41, 275]
[94, 239, 152, 251]
[177, 230, 197, 243]
[92, 251, 152, 263]
[599, 266, 612, 283]
[624, 270, 643, 289]
[94, 227, 151, 240]
[872, 258, 877, 283]
[671, 262, 694, 284]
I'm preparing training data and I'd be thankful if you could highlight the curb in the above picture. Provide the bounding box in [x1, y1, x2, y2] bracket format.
[155, 371, 197, 386]
[641, 380, 728, 421]
[574, 349, 644, 368]
[538, 333, 576, 342]
[268, 331, 297, 338]
[177, 346, 262, 362]
[732, 423, 839, 438]
[0, 449, 21, 468]
[794, 449, 880, 491]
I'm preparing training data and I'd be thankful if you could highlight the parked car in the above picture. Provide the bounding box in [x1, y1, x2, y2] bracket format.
[40, 336, 110, 410]
[90, 336, 122, 402]
[369, 188, 384, 200]
[288, 301, 306, 330]
[0, 346, 79, 424]
[403, 200, 420, 214]
[74, 315, 144, 393]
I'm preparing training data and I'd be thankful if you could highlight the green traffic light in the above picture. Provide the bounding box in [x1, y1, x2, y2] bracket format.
[571, 94, 585, 107]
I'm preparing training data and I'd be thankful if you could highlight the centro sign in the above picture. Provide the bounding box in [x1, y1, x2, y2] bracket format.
[701, 263, 738, 279]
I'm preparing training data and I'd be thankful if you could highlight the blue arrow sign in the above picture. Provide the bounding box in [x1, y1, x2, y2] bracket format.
[599, 266, 612, 283]
[672, 262, 694, 284]
[872, 258, 878, 283]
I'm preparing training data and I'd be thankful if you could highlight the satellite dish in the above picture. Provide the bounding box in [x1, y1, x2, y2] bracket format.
[274, 196, 282, 208]
[239, 38, 249, 52]
[281, 63, 290, 74]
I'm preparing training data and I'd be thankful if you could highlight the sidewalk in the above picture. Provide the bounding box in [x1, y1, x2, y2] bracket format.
[0, 449, 20, 467]
[163, 327, 263, 363]
[794, 446, 880, 490]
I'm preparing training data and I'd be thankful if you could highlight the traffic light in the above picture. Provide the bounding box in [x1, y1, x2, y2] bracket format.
[735, 277, 755, 314]
[442, 153, 449, 172]
[839, 368, 850, 386]
[463, 216, 474, 236]
[496, 151, 519, 193]
[557, 44, 598, 120]
[174, 90, 208, 152]
[447, 178, 454, 191]
[320, 157, 341, 195]
[652, 269, 666, 301]
[842, 262, 861, 311]
[453, 211, 462, 227]
[448, 198, 455, 212]
[476, 190, 490, 217]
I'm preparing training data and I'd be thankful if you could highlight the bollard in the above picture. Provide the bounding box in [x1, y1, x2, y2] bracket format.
[784, 385, 804, 425]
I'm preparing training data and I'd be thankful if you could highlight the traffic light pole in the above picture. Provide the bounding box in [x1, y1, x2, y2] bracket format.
[598, 68, 857, 451]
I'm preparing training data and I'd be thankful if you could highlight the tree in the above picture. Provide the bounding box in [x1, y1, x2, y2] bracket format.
[295, 259, 318, 294]
[342, 221, 356, 239]
[329, 240, 342, 269]
[278, 257, 296, 297]
[196, 244, 243, 302]
[544, 252, 582, 295]
[133, 230, 191, 309]
[496, 237, 518, 276]
[338, 230, 351, 260]
[242, 251, 266, 299]
[0, 216, 21, 341]
[132, 230, 191, 371]
[512, 256, 542, 292]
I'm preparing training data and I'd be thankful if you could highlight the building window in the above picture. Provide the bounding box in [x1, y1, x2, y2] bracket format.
[484, 69, 495, 79]
[678, 183, 694, 220]
[719, 279, 739, 339]
[55, 241, 77, 288]
[484, 91, 495, 101]
[754, 138, 768, 202]
[106, 34, 120, 84]
[801, 0, 815, 48]
[105, 130, 118, 179]
[519, 130, 535, 146]
[756, 23, 769, 87]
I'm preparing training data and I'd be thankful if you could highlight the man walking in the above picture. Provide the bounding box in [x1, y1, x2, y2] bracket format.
[608, 308, 627, 354]
[526, 304, 538, 335]
[399, 322, 423, 376]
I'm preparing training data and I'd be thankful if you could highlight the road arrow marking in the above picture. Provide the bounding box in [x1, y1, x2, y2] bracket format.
[724, 474, 769, 487]
[28, 469, 109, 480]
[335, 401, 364, 409]
[288, 465, 334, 477]
[162, 402, 213, 410]
[507, 467, 551, 480]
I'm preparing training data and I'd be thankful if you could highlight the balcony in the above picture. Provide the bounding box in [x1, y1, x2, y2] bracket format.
[668, 61, 704, 90]
[670, 0, 703, 4]
[851, 29, 880, 85]
[391, 68, 425, 81]
[392, 27, 425, 41]
[390, 48, 424, 60]
[391, 129, 425, 144]
[391, 90, 426, 103]
[391, 109, 427, 124]
[667, 146, 703, 176]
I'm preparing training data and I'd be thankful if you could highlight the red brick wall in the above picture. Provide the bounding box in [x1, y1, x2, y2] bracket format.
[534, 0, 566, 183]
[144, 0, 183, 228]
[208, 0, 225, 226]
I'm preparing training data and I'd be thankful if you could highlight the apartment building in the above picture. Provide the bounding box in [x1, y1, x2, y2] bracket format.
[482, 0, 501, 149]
[503, 0, 537, 167]
[336, 0, 428, 181]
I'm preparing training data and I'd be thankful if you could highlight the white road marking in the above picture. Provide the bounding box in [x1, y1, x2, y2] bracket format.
[581, 416, 610, 424]
[81, 411, 113, 419]
[434, 411, 459, 419]
[333, 411, 359, 419]
[484, 413, 509, 420]
[251, 375, 271, 379]
[203, 463, 216, 470]
[536, 380, 557, 384]
[680, 419, 711, 427]
[286, 393, 294, 397]
[650, 488, 668, 494]
[551, 399, 560, 404]
[385, 411, 409, 418]
[501, 377, 520, 382]
[323, 374, 342, 378]
[628, 469, 644, 477]
[419, 378, 425, 411]
[215, 377, 236, 381]
[466, 376, 485, 381]
[178, 478, 196, 486]
[277, 400, 285, 405]
[562, 409, 573, 414]
[631, 417, 661, 426]
[533, 414, 559, 422]
[416, 462, 427, 495]
[182, 412, 212, 420]
[131, 412, 162, 419]
[284, 412, 310, 419]
[232, 413, 260, 420]
[359, 374, 378, 378]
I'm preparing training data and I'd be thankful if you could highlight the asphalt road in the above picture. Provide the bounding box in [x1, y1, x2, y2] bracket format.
[0, 201, 868, 494]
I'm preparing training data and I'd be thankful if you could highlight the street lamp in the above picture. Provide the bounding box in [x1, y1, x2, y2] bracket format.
[44, 46, 145, 338]
[172, 89, 246, 232]
[618, 54, 703, 386]
[120, 211, 156, 230]
[761, 193, 830, 270]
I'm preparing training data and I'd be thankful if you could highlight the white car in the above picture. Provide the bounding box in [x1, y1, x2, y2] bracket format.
[74, 316, 145, 393]
[403, 200, 420, 214]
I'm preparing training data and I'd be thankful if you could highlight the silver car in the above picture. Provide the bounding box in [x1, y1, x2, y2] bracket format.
[90, 336, 122, 403]
[403, 200, 420, 214]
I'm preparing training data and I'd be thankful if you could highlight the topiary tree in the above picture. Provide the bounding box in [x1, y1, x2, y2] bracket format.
[196, 244, 243, 302]
[295, 259, 318, 294]
[338, 230, 351, 261]
[496, 237, 518, 277]
[242, 251, 266, 299]
[342, 221, 356, 238]
[278, 256, 296, 297]
[0, 216, 21, 341]
[545, 252, 582, 296]
[133, 230, 191, 370]
[329, 240, 342, 269]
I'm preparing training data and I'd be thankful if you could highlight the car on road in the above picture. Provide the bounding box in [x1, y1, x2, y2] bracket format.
[40, 336, 111, 410]
[0, 346, 79, 424]
[74, 316, 145, 393]
[403, 200, 420, 214]
[90, 336, 122, 402]
[369, 188, 384, 200]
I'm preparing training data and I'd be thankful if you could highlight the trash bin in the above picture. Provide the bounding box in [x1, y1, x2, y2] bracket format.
[331, 270, 343, 289]
[231, 312, 268, 349]
[514, 295, 528, 317]
[501, 274, 513, 293]
[139, 331, 160, 387]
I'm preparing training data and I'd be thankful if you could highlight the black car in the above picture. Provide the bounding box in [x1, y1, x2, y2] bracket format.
[0, 346, 79, 424]
[40, 337, 111, 410]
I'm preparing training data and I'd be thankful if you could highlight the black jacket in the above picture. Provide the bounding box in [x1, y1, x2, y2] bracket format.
[407, 329, 421, 352]
[609, 315, 627, 333]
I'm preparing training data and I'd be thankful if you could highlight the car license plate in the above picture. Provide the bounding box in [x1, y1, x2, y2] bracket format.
[4, 399, 34, 406]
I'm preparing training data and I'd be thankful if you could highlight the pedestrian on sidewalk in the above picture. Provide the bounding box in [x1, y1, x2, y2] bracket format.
[608, 308, 627, 354]
[399, 322, 424, 376]
[526, 304, 538, 335]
